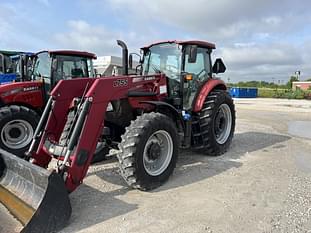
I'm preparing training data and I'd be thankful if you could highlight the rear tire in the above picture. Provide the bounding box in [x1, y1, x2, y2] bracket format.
[0, 105, 39, 158]
[117, 112, 179, 191]
[192, 90, 235, 156]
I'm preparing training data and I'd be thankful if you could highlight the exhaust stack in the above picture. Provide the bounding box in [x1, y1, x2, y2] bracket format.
[117, 40, 128, 75]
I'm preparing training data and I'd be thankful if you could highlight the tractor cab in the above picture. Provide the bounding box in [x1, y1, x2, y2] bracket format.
[140, 41, 226, 110]
[0, 50, 33, 83]
[32, 50, 96, 94]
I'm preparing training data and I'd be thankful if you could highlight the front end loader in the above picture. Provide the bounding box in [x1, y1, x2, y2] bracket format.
[0, 40, 235, 233]
[0, 151, 71, 233]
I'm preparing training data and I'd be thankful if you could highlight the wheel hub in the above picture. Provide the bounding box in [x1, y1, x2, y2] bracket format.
[1, 120, 34, 150]
[215, 111, 225, 135]
[143, 130, 173, 176]
[214, 104, 232, 145]
[147, 142, 161, 160]
[9, 128, 22, 139]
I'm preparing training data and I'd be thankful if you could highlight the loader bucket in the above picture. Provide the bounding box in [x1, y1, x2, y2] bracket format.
[0, 149, 71, 233]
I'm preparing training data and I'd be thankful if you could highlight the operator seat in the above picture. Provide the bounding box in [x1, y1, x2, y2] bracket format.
[71, 68, 84, 78]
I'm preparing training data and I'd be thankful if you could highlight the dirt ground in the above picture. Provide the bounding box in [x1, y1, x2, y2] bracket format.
[59, 98, 311, 233]
[1, 98, 311, 233]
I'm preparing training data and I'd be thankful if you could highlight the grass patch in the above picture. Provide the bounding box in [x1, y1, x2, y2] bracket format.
[258, 88, 311, 99]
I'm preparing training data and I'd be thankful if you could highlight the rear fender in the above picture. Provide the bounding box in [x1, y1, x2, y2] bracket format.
[193, 79, 227, 112]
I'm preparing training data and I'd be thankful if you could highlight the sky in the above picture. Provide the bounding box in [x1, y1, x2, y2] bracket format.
[1, 0, 311, 83]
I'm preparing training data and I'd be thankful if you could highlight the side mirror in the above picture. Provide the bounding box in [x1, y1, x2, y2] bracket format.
[129, 53, 142, 74]
[188, 45, 197, 63]
[136, 64, 143, 75]
[129, 54, 133, 70]
[212, 58, 226, 74]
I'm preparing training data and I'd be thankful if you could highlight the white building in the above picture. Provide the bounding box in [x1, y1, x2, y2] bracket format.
[93, 56, 139, 76]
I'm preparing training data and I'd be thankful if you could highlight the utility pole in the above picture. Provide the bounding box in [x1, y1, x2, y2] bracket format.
[295, 70, 301, 81]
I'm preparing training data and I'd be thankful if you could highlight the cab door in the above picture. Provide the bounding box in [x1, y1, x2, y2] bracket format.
[32, 52, 52, 103]
[183, 47, 212, 110]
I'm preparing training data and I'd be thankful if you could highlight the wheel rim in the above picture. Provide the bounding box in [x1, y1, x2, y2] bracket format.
[214, 104, 232, 144]
[143, 130, 173, 176]
[1, 119, 34, 150]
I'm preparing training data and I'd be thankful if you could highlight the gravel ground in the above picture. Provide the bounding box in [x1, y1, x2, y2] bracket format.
[60, 98, 311, 233]
[1, 98, 311, 233]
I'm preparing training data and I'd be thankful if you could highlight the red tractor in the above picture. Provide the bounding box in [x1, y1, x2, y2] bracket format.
[0, 40, 235, 233]
[0, 50, 96, 157]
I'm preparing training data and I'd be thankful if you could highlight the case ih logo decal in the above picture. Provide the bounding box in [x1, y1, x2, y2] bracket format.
[23, 86, 39, 92]
[113, 79, 128, 87]
[144, 77, 155, 81]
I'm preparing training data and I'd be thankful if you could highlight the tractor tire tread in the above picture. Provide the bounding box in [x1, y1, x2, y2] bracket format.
[192, 90, 235, 156]
[117, 112, 178, 191]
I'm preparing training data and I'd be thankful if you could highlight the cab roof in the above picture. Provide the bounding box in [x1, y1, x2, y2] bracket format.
[142, 40, 216, 50]
[0, 50, 33, 56]
[36, 50, 97, 59]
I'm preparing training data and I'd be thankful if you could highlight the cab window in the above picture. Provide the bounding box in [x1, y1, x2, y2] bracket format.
[33, 52, 51, 78]
[184, 47, 211, 80]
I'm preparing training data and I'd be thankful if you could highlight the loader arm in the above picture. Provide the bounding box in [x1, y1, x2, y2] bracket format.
[31, 75, 167, 192]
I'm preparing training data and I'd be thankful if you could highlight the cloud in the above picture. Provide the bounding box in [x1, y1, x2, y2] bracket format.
[216, 43, 308, 81]
[2, 0, 311, 82]
[36, 0, 50, 6]
[219, 43, 302, 68]
[0, 2, 53, 50]
[53, 20, 168, 56]
[104, 0, 310, 41]
[53, 20, 120, 55]
[95, 0, 311, 81]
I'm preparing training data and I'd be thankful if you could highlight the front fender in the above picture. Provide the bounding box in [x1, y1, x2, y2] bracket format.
[140, 100, 185, 131]
[193, 79, 227, 112]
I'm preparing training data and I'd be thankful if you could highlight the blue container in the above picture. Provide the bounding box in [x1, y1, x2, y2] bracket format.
[229, 87, 258, 98]
[0, 73, 16, 84]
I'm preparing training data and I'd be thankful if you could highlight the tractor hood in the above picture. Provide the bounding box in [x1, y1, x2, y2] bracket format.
[0, 81, 44, 108]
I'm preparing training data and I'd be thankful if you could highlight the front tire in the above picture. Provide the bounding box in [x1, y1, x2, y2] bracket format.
[0, 105, 40, 157]
[192, 90, 235, 156]
[117, 112, 179, 191]
[59, 109, 108, 163]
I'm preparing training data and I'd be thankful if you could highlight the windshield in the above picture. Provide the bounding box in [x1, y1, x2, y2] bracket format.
[33, 52, 52, 79]
[53, 55, 94, 82]
[142, 43, 182, 80]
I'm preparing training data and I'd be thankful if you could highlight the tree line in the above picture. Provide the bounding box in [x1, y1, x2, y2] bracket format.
[228, 76, 311, 89]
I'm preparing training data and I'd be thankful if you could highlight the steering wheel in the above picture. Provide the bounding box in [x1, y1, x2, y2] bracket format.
[196, 69, 207, 81]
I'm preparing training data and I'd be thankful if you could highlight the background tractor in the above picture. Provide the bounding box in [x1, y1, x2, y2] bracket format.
[0, 39, 235, 233]
[0, 50, 33, 84]
[0, 50, 96, 157]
